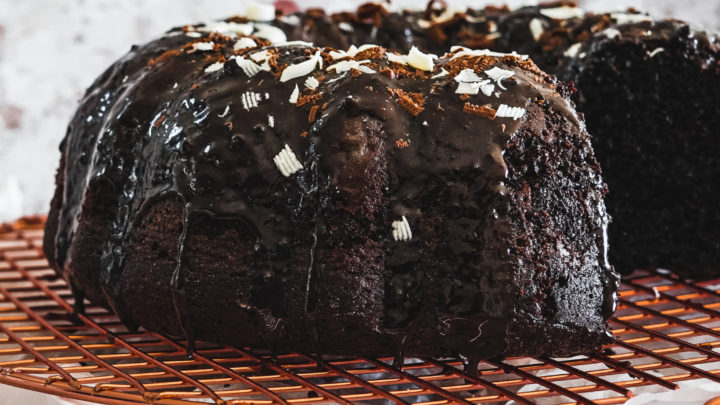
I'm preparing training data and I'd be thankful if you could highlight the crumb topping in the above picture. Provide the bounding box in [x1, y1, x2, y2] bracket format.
[296, 92, 322, 107]
[308, 105, 320, 122]
[463, 102, 496, 119]
[388, 88, 426, 116]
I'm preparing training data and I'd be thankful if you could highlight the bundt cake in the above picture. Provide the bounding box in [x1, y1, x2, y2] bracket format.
[275, 2, 720, 279]
[44, 9, 618, 360]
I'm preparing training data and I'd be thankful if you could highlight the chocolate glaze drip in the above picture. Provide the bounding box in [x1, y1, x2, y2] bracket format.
[46, 14, 616, 359]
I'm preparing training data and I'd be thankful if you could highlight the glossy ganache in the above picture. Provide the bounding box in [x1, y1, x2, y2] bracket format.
[282, 2, 720, 279]
[44, 21, 618, 360]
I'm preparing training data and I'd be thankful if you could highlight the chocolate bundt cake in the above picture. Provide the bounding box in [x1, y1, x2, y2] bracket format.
[44, 11, 618, 360]
[280, 2, 720, 279]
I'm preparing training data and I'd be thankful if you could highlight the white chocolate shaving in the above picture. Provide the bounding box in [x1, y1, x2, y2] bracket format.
[190, 41, 215, 52]
[329, 44, 380, 60]
[280, 51, 323, 82]
[495, 104, 526, 120]
[455, 81, 494, 96]
[529, 18, 545, 41]
[219, 105, 230, 117]
[199, 21, 254, 36]
[253, 23, 287, 44]
[204, 61, 224, 73]
[610, 12, 652, 25]
[234, 37, 258, 50]
[391, 216, 412, 242]
[455, 82, 477, 95]
[327, 60, 376, 74]
[357, 44, 381, 53]
[450, 46, 528, 61]
[417, 7, 467, 28]
[479, 82, 495, 97]
[648, 47, 664, 57]
[186, 32, 202, 38]
[241, 91, 264, 110]
[484, 67, 514, 90]
[276, 40, 315, 47]
[329, 45, 356, 60]
[539, 6, 584, 20]
[273, 144, 303, 177]
[431, 69, 449, 79]
[454, 69, 495, 96]
[454, 68, 484, 83]
[250, 50, 272, 63]
[268, 115, 275, 128]
[338, 22, 354, 32]
[234, 56, 267, 77]
[289, 84, 299, 104]
[564, 42, 583, 58]
[246, 2, 276, 22]
[386, 52, 408, 65]
[305, 76, 320, 90]
[407, 46, 434, 71]
[603, 27, 621, 39]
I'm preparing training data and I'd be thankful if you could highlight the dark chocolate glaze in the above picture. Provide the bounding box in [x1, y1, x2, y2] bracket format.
[270, 3, 720, 279]
[45, 10, 617, 359]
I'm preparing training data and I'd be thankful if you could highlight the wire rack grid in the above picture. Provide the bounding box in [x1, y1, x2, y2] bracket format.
[1, 216, 720, 404]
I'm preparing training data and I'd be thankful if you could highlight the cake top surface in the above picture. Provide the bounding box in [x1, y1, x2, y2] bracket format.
[53, 25, 586, 312]
[75, 28, 580, 217]
[250, 1, 718, 71]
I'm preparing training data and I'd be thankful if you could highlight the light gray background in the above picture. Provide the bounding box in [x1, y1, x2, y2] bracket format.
[0, 0, 717, 221]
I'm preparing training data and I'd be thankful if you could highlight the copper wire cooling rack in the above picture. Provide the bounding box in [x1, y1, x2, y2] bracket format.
[1, 217, 720, 404]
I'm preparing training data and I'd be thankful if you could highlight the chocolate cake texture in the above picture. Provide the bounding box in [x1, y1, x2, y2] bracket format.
[44, 8, 618, 361]
[278, 2, 720, 279]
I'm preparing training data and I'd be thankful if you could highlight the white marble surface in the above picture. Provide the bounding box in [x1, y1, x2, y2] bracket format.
[0, 1, 719, 404]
